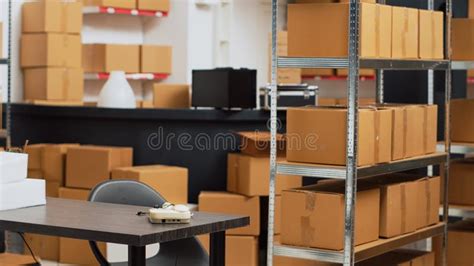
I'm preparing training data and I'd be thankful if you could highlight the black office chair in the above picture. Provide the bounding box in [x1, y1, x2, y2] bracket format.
[88, 180, 209, 266]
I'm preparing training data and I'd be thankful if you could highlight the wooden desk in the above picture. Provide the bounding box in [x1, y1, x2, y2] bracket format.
[0, 198, 249, 266]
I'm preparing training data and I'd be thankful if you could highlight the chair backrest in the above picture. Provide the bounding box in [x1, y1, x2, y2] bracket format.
[89, 179, 166, 207]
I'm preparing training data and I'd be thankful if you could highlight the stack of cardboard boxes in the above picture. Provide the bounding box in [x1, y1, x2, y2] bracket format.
[24, 144, 189, 264]
[288, 1, 444, 60]
[81, 0, 170, 12]
[198, 132, 302, 266]
[82, 44, 172, 75]
[21, 1, 84, 106]
[286, 104, 438, 166]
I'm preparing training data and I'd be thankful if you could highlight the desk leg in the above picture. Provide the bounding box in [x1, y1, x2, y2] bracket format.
[128, 245, 146, 266]
[209, 231, 225, 266]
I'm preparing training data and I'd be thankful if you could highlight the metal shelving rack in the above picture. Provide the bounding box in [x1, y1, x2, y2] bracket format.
[0, 0, 12, 147]
[266, 0, 452, 265]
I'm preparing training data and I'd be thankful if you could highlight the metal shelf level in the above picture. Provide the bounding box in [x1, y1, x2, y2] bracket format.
[436, 142, 474, 155]
[452, 61, 474, 70]
[440, 205, 474, 219]
[83, 6, 168, 17]
[278, 57, 450, 70]
[274, 223, 445, 264]
[85, 72, 169, 81]
[277, 152, 447, 179]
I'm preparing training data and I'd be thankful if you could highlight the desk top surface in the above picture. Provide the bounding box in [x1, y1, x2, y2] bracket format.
[0, 198, 249, 246]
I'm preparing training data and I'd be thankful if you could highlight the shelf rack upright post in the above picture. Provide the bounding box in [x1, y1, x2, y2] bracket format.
[266, 0, 452, 265]
[0, 0, 12, 146]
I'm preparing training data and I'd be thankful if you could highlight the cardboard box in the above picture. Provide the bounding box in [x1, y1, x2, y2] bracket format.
[286, 107, 392, 166]
[112, 165, 188, 204]
[24, 233, 59, 261]
[21, 33, 81, 68]
[42, 144, 80, 185]
[452, 99, 474, 142]
[197, 235, 259, 266]
[446, 220, 474, 266]
[419, 10, 444, 59]
[227, 153, 301, 196]
[280, 181, 380, 250]
[66, 146, 133, 189]
[301, 69, 334, 77]
[46, 181, 60, 197]
[288, 3, 391, 58]
[416, 176, 440, 229]
[0, 253, 38, 265]
[139, 100, 154, 108]
[362, 175, 419, 238]
[138, 0, 170, 12]
[380, 104, 437, 160]
[153, 84, 190, 108]
[28, 169, 43, 179]
[58, 186, 107, 264]
[198, 191, 259, 236]
[276, 68, 303, 84]
[452, 19, 474, 60]
[336, 69, 375, 76]
[392, 7, 419, 59]
[25, 144, 46, 170]
[448, 159, 474, 206]
[82, 0, 135, 9]
[238, 131, 286, 157]
[83, 44, 140, 73]
[318, 97, 338, 106]
[22, 1, 82, 34]
[24, 68, 84, 101]
[27, 99, 84, 106]
[141, 45, 172, 74]
[336, 98, 376, 106]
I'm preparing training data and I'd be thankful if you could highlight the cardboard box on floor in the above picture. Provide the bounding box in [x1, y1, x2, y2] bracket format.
[42, 144, 80, 185]
[451, 99, 474, 142]
[280, 180, 380, 250]
[286, 107, 392, 166]
[21, 33, 81, 68]
[59, 187, 107, 265]
[25, 144, 46, 170]
[22, 1, 82, 34]
[141, 45, 172, 74]
[197, 235, 259, 266]
[198, 191, 260, 236]
[112, 165, 188, 204]
[66, 145, 133, 189]
[418, 10, 444, 59]
[82, 0, 135, 9]
[227, 153, 302, 196]
[24, 68, 84, 101]
[24, 233, 59, 262]
[288, 3, 391, 58]
[153, 84, 190, 108]
[449, 159, 474, 206]
[361, 175, 420, 238]
[83, 44, 140, 73]
[392, 7, 419, 59]
[452, 19, 474, 60]
[138, 0, 170, 12]
[237, 131, 286, 157]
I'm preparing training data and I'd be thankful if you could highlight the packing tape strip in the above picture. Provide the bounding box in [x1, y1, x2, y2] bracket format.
[375, 5, 380, 57]
[425, 179, 431, 226]
[400, 184, 407, 234]
[403, 108, 408, 159]
[301, 216, 315, 247]
[62, 68, 69, 99]
[374, 110, 380, 163]
[423, 106, 428, 153]
[431, 12, 436, 59]
[402, 8, 409, 58]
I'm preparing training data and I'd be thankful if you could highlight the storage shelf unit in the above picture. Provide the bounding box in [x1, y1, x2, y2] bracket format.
[278, 57, 450, 70]
[277, 153, 448, 179]
[274, 223, 445, 264]
[83, 6, 168, 17]
[439, 205, 474, 219]
[84, 72, 169, 81]
[267, 0, 452, 265]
